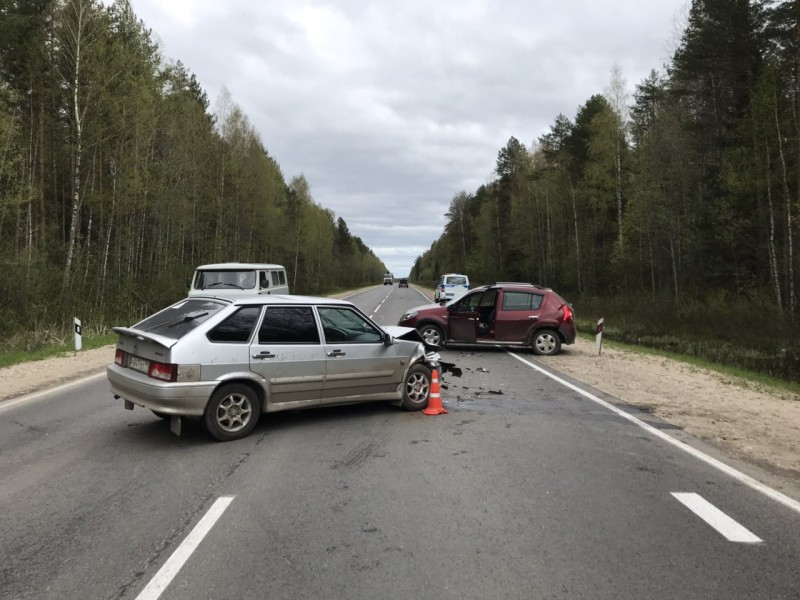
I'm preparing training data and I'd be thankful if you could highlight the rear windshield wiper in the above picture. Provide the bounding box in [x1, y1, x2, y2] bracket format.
[138, 311, 211, 331]
[165, 311, 209, 327]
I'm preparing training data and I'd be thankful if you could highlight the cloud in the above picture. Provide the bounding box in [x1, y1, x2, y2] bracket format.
[130, 0, 689, 276]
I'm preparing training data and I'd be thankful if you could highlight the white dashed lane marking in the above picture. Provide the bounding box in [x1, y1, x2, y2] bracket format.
[136, 496, 235, 600]
[369, 288, 394, 319]
[672, 493, 762, 543]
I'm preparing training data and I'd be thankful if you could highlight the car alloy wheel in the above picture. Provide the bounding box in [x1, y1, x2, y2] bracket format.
[205, 383, 260, 441]
[418, 324, 444, 347]
[401, 364, 431, 410]
[532, 330, 561, 356]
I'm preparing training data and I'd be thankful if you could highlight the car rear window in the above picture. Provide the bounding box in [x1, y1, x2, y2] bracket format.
[502, 291, 544, 311]
[135, 299, 226, 339]
[446, 276, 467, 286]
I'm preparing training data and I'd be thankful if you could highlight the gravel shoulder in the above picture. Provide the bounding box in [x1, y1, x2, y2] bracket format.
[2, 330, 799, 485]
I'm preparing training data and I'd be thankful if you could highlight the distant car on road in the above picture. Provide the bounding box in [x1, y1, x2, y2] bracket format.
[434, 273, 469, 303]
[398, 278, 409, 288]
[398, 282, 575, 355]
[107, 295, 434, 441]
[383, 273, 393, 285]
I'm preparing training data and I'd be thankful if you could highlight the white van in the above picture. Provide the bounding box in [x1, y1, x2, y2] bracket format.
[434, 273, 470, 303]
[188, 263, 289, 297]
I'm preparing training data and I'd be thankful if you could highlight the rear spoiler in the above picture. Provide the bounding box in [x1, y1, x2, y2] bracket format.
[112, 327, 179, 349]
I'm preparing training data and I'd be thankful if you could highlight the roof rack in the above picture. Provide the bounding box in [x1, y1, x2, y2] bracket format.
[489, 282, 551, 290]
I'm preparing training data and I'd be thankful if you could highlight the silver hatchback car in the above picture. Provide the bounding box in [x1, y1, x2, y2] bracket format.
[107, 295, 434, 441]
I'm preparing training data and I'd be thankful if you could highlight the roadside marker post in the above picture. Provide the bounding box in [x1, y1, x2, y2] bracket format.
[74, 317, 82, 352]
[595, 318, 603, 356]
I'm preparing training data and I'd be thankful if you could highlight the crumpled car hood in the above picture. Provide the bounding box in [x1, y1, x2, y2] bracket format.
[381, 325, 418, 338]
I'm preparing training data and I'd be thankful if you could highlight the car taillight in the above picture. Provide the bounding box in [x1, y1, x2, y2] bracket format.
[115, 349, 126, 365]
[561, 304, 573, 322]
[149, 361, 178, 382]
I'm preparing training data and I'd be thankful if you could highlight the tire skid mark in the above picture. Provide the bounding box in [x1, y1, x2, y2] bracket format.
[330, 433, 389, 471]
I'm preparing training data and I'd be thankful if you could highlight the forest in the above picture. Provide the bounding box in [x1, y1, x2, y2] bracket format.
[412, 0, 800, 382]
[0, 0, 387, 353]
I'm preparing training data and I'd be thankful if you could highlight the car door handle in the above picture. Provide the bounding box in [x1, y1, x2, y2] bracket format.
[252, 351, 275, 359]
[327, 349, 346, 357]
[528, 316, 539, 320]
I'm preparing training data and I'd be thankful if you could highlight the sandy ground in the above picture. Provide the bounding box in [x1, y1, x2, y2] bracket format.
[2, 332, 799, 483]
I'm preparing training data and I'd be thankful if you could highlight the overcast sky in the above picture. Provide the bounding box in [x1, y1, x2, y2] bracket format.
[129, 0, 689, 277]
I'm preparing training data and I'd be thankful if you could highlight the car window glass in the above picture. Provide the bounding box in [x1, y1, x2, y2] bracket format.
[502, 292, 543, 311]
[207, 307, 261, 343]
[480, 289, 498, 307]
[258, 307, 320, 344]
[271, 271, 280, 286]
[196, 270, 256, 290]
[279, 271, 286, 285]
[453, 292, 481, 312]
[318, 306, 383, 343]
[259, 272, 269, 289]
[447, 276, 467, 286]
[135, 299, 225, 338]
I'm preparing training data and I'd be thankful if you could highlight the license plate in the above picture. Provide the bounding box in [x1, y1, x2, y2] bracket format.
[128, 355, 149, 374]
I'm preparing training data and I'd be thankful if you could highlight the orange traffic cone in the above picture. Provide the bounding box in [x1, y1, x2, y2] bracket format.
[422, 369, 447, 415]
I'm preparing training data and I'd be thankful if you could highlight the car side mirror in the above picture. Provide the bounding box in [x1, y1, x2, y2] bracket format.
[383, 333, 395, 346]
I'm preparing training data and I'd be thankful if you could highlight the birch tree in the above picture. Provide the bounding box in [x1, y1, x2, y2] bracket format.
[56, 0, 102, 290]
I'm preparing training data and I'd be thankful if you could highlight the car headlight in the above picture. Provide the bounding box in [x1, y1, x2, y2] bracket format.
[400, 310, 418, 321]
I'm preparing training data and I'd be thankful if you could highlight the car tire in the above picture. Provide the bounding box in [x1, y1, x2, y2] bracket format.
[400, 364, 431, 410]
[204, 383, 261, 442]
[417, 323, 444, 347]
[531, 329, 561, 356]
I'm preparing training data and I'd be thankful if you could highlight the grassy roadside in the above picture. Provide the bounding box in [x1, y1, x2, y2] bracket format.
[0, 332, 118, 369]
[575, 328, 800, 397]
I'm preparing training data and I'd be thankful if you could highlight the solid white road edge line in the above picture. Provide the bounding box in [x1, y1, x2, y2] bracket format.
[0, 371, 106, 414]
[507, 351, 800, 516]
[135, 496, 235, 600]
[672, 492, 763, 543]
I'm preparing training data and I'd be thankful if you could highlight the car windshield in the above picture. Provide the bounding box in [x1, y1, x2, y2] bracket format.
[195, 270, 256, 290]
[134, 299, 226, 339]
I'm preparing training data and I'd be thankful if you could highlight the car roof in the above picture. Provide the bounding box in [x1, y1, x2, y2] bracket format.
[188, 294, 353, 307]
[195, 262, 285, 270]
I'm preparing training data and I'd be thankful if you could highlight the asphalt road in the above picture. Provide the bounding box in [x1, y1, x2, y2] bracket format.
[1, 285, 799, 599]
